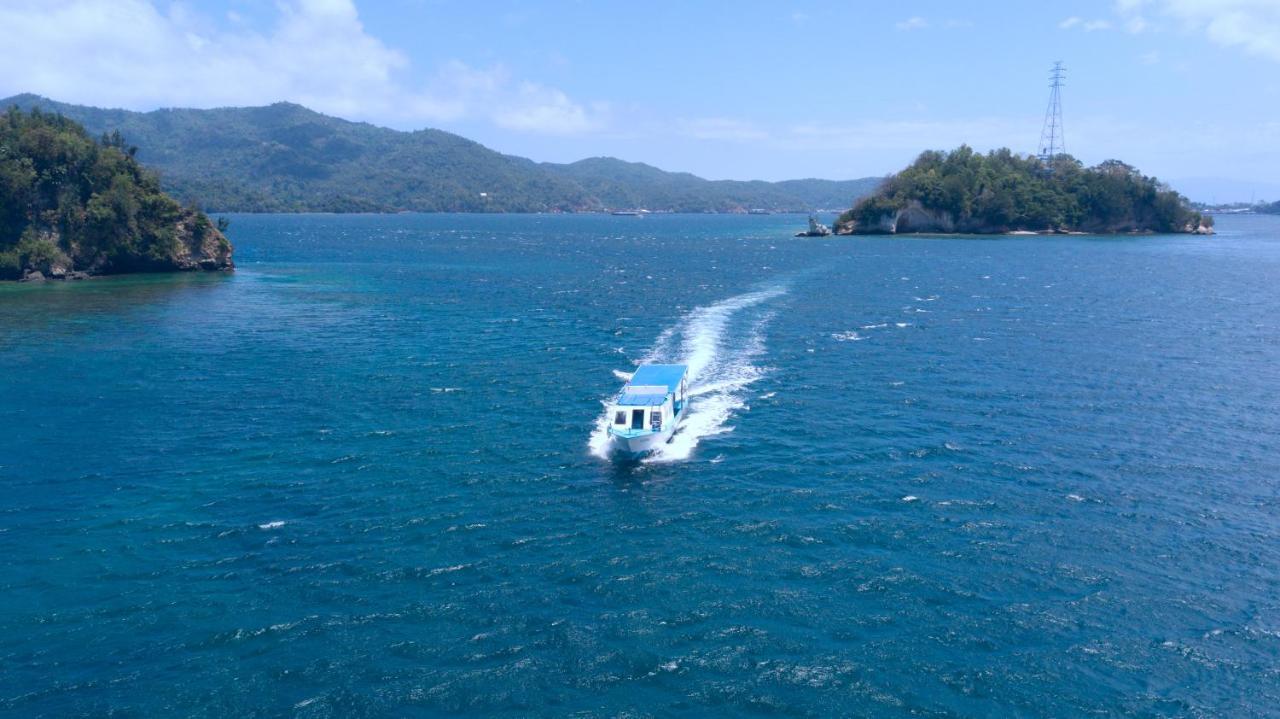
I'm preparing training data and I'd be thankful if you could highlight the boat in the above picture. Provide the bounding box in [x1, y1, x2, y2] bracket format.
[611, 210, 642, 216]
[795, 215, 832, 237]
[606, 364, 689, 457]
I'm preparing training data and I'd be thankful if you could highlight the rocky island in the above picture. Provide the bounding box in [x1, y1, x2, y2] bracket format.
[1, 108, 232, 281]
[836, 146, 1214, 236]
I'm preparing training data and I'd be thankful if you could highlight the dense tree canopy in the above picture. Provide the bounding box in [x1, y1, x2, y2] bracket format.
[0, 107, 230, 279]
[838, 146, 1210, 234]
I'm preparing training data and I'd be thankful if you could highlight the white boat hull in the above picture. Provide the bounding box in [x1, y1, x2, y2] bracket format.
[608, 422, 677, 457]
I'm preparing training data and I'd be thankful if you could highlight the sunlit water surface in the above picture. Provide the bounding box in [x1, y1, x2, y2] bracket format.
[3, 213, 1279, 716]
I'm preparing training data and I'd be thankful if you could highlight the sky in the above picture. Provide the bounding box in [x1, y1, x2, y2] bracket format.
[2, 0, 1278, 200]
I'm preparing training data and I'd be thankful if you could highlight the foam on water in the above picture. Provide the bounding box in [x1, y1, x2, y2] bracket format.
[589, 284, 787, 462]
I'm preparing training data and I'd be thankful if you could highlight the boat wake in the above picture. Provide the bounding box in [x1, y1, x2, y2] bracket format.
[590, 284, 787, 462]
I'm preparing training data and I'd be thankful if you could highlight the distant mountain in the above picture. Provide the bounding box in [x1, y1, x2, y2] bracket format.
[1167, 177, 1280, 205]
[771, 178, 887, 212]
[1, 94, 592, 213]
[542, 157, 881, 213]
[2, 94, 880, 214]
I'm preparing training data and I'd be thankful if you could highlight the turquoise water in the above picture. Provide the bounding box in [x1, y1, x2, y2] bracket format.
[3, 213, 1279, 716]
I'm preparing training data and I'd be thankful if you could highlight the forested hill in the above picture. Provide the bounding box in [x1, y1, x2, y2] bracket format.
[0, 108, 232, 280]
[542, 158, 883, 214]
[2, 94, 879, 214]
[838, 146, 1213, 235]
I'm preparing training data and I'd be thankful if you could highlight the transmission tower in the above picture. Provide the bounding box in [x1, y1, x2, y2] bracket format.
[1037, 62, 1066, 169]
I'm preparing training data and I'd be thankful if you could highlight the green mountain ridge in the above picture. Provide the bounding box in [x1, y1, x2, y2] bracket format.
[542, 157, 882, 214]
[2, 94, 880, 214]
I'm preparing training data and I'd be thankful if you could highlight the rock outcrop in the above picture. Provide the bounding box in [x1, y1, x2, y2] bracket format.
[839, 201, 959, 234]
[6, 212, 232, 281]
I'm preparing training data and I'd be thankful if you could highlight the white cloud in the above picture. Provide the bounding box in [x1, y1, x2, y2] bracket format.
[678, 118, 770, 142]
[895, 16, 972, 31]
[1060, 16, 1113, 31]
[780, 118, 1034, 152]
[1124, 14, 1149, 33]
[1117, 0, 1280, 58]
[494, 84, 608, 135]
[0, 0, 606, 133]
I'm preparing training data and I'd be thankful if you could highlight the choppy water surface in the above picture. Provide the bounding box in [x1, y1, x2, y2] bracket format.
[2, 213, 1279, 716]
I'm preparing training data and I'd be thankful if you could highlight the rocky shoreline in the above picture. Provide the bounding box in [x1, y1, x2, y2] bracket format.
[8, 213, 234, 283]
[834, 200, 1215, 236]
[16, 260, 233, 283]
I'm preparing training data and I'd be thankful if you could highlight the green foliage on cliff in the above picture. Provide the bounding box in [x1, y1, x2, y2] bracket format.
[0, 107, 231, 279]
[3, 95, 878, 214]
[838, 146, 1208, 234]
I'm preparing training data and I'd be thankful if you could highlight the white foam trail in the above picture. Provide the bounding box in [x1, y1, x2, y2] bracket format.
[589, 285, 787, 462]
[587, 399, 615, 458]
[651, 310, 775, 463]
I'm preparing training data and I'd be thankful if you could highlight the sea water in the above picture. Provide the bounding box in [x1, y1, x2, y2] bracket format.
[2, 213, 1279, 716]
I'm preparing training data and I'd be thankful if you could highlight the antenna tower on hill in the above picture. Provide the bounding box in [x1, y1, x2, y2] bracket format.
[1038, 62, 1066, 170]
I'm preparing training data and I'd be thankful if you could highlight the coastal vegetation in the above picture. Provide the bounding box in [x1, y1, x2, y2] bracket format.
[1258, 200, 1280, 214]
[0, 107, 231, 280]
[837, 146, 1213, 235]
[2, 95, 878, 214]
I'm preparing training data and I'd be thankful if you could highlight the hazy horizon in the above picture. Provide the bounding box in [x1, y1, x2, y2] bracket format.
[3, 1, 1278, 201]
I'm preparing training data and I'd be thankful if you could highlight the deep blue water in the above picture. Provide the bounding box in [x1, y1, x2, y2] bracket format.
[3, 213, 1279, 717]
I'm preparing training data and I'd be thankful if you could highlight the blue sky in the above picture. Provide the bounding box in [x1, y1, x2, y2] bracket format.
[3, 0, 1278, 199]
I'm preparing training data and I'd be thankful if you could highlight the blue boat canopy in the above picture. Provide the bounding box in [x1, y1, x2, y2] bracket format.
[617, 392, 668, 406]
[626, 364, 687, 394]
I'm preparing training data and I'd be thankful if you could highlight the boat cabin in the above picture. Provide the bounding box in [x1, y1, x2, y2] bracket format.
[608, 364, 688, 438]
